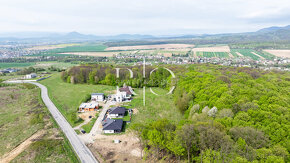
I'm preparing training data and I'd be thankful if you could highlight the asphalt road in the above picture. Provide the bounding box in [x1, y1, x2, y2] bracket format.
[6, 80, 98, 163]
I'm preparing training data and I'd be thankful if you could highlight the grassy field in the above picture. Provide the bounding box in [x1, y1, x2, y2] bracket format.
[39, 73, 115, 126]
[0, 62, 36, 69]
[129, 87, 182, 125]
[0, 84, 78, 162]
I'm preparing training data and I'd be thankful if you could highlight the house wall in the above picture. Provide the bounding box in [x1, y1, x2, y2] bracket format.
[108, 114, 124, 118]
[104, 130, 114, 134]
[91, 95, 104, 101]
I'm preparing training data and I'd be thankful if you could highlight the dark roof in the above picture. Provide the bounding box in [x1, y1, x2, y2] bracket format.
[108, 107, 126, 115]
[103, 119, 123, 130]
[119, 86, 132, 95]
[91, 93, 104, 95]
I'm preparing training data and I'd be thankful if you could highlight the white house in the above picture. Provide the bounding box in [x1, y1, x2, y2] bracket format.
[25, 73, 37, 79]
[91, 93, 105, 101]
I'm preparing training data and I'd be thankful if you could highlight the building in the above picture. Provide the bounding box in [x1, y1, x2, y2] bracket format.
[25, 73, 37, 79]
[79, 102, 99, 112]
[107, 107, 126, 118]
[102, 118, 123, 133]
[91, 93, 105, 102]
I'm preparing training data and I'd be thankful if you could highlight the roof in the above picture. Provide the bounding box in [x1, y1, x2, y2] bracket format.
[91, 93, 104, 96]
[103, 119, 123, 131]
[79, 102, 98, 109]
[119, 86, 132, 95]
[108, 107, 126, 115]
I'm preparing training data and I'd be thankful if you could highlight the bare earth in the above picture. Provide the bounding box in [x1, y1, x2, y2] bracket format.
[264, 50, 290, 58]
[251, 52, 265, 59]
[105, 44, 195, 51]
[235, 52, 244, 57]
[0, 130, 45, 163]
[90, 133, 142, 163]
[60, 52, 119, 57]
[191, 46, 230, 52]
[228, 52, 234, 58]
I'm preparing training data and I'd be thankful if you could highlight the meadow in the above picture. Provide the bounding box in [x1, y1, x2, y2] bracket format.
[129, 87, 182, 125]
[0, 84, 78, 162]
[39, 73, 115, 126]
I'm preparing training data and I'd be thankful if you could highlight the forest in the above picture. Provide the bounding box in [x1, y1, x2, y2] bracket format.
[61, 64, 289, 162]
[60, 64, 179, 88]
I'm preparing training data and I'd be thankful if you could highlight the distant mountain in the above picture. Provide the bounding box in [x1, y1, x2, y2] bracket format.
[0, 25, 290, 44]
[257, 25, 290, 33]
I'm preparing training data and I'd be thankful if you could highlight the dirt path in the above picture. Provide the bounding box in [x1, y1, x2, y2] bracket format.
[251, 52, 265, 60]
[0, 130, 45, 163]
[228, 52, 234, 58]
[235, 52, 244, 57]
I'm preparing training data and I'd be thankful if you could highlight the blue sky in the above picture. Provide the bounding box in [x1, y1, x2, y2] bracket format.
[0, 0, 289, 35]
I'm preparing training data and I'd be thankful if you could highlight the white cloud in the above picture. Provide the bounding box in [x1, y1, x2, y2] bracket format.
[0, 0, 289, 35]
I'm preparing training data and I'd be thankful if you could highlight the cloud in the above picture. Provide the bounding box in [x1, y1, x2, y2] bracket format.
[0, 0, 289, 35]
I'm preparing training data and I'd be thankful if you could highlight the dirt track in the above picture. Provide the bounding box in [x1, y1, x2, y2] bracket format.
[0, 130, 45, 163]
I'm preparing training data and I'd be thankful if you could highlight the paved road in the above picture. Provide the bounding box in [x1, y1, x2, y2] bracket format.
[90, 101, 114, 135]
[5, 80, 98, 163]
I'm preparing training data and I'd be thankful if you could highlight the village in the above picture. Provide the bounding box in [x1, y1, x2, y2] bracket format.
[77, 84, 134, 135]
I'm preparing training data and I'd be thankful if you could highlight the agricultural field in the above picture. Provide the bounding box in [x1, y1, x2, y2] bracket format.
[230, 49, 275, 60]
[264, 49, 290, 58]
[196, 52, 229, 58]
[0, 84, 77, 163]
[39, 73, 115, 126]
[26, 43, 80, 51]
[191, 45, 230, 52]
[0, 62, 36, 69]
[59, 52, 118, 57]
[105, 44, 195, 51]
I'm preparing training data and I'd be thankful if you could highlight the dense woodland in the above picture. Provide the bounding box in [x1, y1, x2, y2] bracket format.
[62, 64, 289, 162]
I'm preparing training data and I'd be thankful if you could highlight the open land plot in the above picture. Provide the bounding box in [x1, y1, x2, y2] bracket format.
[191, 45, 230, 52]
[0, 85, 77, 163]
[129, 87, 182, 125]
[105, 44, 195, 51]
[59, 52, 119, 57]
[264, 49, 290, 58]
[26, 43, 80, 51]
[39, 73, 115, 126]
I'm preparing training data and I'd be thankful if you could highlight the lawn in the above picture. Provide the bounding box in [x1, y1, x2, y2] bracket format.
[129, 87, 182, 125]
[39, 73, 115, 126]
[82, 117, 97, 133]
[0, 84, 78, 162]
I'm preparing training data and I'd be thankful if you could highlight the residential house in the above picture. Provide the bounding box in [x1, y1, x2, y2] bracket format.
[102, 118, 123, 133]
[107, 107, 126, 118]
[79, 102, 99, 112]
[91, 93, 105, 102]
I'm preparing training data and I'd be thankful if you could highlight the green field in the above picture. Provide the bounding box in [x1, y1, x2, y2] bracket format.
[0, 62, 36, 69]
[230, 49, 275, 60]
[39, 73, 115, 126]
[196, 51, 229, 58]
[129, 87, 182, 125]
[0, 84, 78, 162]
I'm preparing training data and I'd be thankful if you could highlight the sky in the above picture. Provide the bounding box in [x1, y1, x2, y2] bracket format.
[0, 0, 290, 36]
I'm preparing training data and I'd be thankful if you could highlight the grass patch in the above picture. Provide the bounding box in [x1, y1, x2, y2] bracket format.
[39, 73, 115, 126]
[82, 117, 97, 133]
[129, 87, 182, 125]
